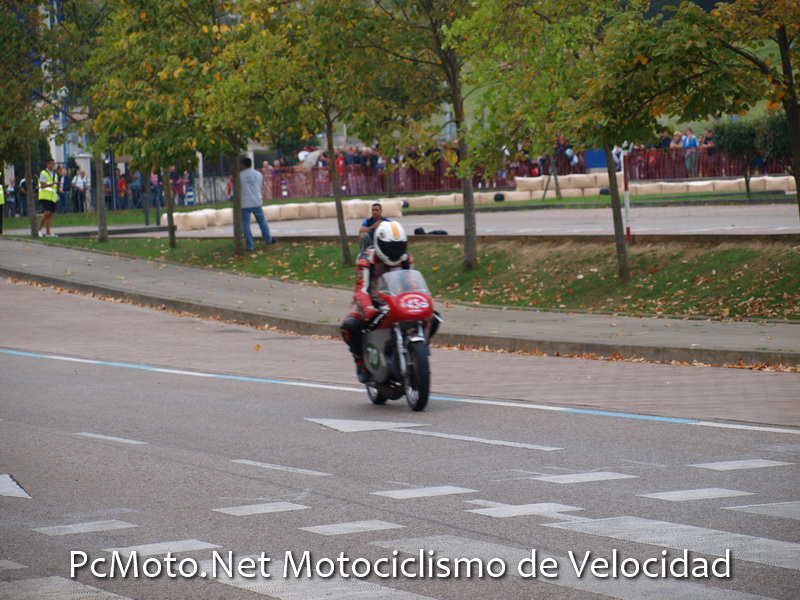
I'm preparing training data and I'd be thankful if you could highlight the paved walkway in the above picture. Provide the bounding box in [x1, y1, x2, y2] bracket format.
[1, 236, 798, 367]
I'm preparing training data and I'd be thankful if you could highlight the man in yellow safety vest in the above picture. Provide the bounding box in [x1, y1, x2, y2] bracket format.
[38, 158, 59, 237]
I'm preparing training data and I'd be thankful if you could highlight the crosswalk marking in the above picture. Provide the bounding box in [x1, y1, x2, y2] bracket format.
[392, 428, 562, 451]
[637, 488, 754, 502]
[306, 418, 427, 433]
[232, 459, 331, 477]
[371, 534, 770, 599]
[213, 502, 310, 516]
[0, 576, 131, 599]
[0, 474, 31, 499]
[105, 539, 220, 557]
[533, 471, 637, 484]
[373, 486, 477, 499]
[198, 557, 436, 599]
[299, 520, 405, 536]
[74, 432, 147, 445]
[689, 459, 794, 471]
[32, 520, 138, 536]
[545, 516, 800, 570]
[467, 502, 585, 519]
[723, 501, 800, 521]
[0, 559, 26, 570]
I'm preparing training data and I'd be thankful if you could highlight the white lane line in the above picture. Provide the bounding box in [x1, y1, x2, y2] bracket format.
[299, 520, 405, 536]
[689, 459, 794, 471]
[692, 421, 800, 434]
[105, 539, 220, 557]
[467, 502, 585, 519]
[371, 534, 769, 599]
[213, 502, 310, 516]
[0, 559, 26, 570]
[545, 516, 800, 570]
[232, 459, 331, 477]
[0, 474, 31, 499]
[392, 428, 562, 451]
[198, 557, 436, 599]
[33, 520, 138, 536]
[533, 471, 638, 484]
[0, 576, 132, 599]
[373, 486, 477, 500]
[723, 501, 800, 520]
[75, 432, 147, 445]
[638, 488, 754, 502]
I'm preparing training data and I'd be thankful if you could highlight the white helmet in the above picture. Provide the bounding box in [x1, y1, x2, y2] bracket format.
[374, 221, 408, 266]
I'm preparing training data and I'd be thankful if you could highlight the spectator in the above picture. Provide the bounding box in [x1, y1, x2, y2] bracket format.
[57, 166, 71, 214]
[116, 169, 128, 209]
[38, 158, 59, 237]
[358, 203, 389, 252]
[669, 130, 684, 178]
[103, 174, 112, 209]
[73, 169, 89, 212]
[702, 128, 717, 176]
[5, 177, 16, 218]
[682, 127, 699, 177]
[239, 156, 274, 251]
[0, 175, 5, 234]
[129, 170, 143, 208]
[19, 177, 33, 217]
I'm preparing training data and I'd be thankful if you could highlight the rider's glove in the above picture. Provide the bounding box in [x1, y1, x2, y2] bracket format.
[364, 305, 380, 321]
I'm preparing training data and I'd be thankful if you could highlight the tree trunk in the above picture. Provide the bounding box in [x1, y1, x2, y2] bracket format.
[24, 145, 36, 237]
[231, 155, 244, 256]
[327, 113, 352, 266]
[604, 147, 630, 281]
[776, 26, 800, 222]
[93, 153, 108, 243]
[162, 168, 176, 249]
[452, 79, 477, 271]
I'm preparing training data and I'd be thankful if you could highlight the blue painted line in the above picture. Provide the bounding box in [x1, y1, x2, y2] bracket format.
[0, 348, 777, 430]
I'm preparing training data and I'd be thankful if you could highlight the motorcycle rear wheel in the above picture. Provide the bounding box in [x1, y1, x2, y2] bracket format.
[404, 340, 430, 411]
[366, 383, 387, 405]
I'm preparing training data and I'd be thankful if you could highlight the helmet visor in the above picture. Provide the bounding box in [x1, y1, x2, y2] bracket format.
[378, 239, 407, 262]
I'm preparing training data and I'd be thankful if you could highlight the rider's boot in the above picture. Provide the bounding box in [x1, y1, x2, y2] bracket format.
[355, 358, 370, 384]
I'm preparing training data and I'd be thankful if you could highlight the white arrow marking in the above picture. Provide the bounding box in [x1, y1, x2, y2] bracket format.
[306, 418, 428, 433]
[0, 474, 31, 499]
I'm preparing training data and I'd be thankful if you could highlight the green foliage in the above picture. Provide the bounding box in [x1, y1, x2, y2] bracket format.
[756, 111, 792, 165]
[713, 119, 759, 163]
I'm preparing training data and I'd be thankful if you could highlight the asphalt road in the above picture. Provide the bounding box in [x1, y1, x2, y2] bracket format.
[2, 283, 799, 600]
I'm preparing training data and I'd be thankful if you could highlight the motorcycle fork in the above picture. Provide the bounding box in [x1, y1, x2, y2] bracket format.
[395, 322, 426, 379]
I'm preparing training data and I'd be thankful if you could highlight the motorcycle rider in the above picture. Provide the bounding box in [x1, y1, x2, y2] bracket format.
[342, 221, 431, 384]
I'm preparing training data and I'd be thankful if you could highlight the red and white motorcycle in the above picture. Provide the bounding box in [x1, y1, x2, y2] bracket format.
[362, 269, 438, 411]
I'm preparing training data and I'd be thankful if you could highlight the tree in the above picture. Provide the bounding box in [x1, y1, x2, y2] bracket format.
[340, 0, 483, 271]
[756, 111, 792, 169]
[714, 119, 759, 197]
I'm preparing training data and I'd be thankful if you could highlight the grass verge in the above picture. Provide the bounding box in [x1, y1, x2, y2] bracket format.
[47, 236, 800, 321]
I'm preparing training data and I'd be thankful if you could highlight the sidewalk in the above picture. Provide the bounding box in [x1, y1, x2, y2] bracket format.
[1, 237, 798, 367]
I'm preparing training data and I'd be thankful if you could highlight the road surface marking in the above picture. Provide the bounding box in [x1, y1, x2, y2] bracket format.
[545, 516, 800, 570]
[232, 459, 331, 477]
[5, 349, 799, 435]
[198, 557, 436, 599]
[533, 471, 638, 484]
[392, 428, 562, 451]
[0, 474, 31, 499]
[373, 486, 477, 499]
[689, 459, 794, 471]
[75, 432, 147, 445]
[638, 488, 754, 502]
[467, 502, 585, 518]
[371, 534, 770, 599]
[723, 501, 800, 520]
[33, 520, 137, 536]
[0, 576, 131, 599]
[105, 539, 220, 557]
[0, 560, 26, 570]
[299, 520, 405, 536]
[213, 502, 310, 516]
[306, 418, 428, 433]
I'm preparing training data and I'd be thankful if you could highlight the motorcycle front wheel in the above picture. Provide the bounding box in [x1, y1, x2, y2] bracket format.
[404, 340, 430, 411]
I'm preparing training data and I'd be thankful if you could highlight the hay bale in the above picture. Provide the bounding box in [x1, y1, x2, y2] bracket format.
[280, 203, 301, 221]
[378, 199, 404, 217]
[298, 202, 319, 219]
[432, 194, 456, 207]
[504, 190, 532, 202]
[748, 177, 767, 192]
[317, 201, 338, 218]
[558, 188, 583, 198]
[515, 177, 544, 192]
[685, 181, 715, 194]
[217, 207, 233, 226]
[265, 205, 281, 221]
[713, 179, 744, 192]
[567, 173, 596, 189]
[632, 183, 662, 196]
[405, 195, 433, 209]
[183, 211, 208, 231]
[582, 187, 603, 198]
[660, 182, 688, 195]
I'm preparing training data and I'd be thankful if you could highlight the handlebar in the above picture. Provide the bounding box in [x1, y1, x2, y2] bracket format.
[366, 305, 391, 331]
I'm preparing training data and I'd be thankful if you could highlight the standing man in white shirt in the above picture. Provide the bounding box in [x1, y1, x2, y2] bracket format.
[72, 169, 90, 212]
[239, 157, 274, 251]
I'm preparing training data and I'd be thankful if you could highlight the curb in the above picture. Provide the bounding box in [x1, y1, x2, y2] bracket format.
[3, 268, 798, 368]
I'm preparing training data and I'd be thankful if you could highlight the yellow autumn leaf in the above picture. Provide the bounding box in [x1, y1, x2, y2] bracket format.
[635, 54, 648, 65]
[139, 11, 146, 20]
[254, 344, 260, 351]
[126, 100, 134, 110]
